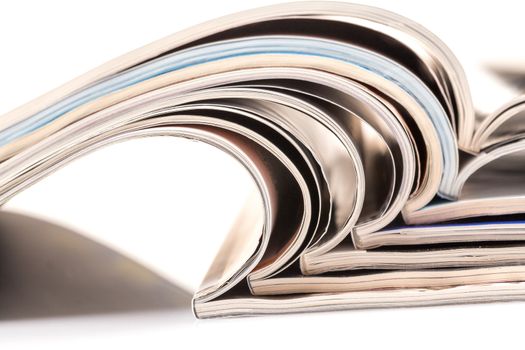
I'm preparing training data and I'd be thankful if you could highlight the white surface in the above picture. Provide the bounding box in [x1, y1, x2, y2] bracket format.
[1, 0, 525, 348]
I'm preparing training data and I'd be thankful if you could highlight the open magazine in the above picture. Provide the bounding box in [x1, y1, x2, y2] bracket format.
[2, 1, 525, 318]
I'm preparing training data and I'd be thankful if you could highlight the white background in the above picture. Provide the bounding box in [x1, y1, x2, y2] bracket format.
[0, 0, 525, 348]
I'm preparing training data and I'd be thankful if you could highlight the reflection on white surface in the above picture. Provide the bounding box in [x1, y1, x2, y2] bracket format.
[0, 211, 193, 319]
[0, 210, 196, 346]
[1, 297, 525, 349]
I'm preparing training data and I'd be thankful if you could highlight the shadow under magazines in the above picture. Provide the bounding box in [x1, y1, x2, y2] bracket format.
[0, 210, 193, 321]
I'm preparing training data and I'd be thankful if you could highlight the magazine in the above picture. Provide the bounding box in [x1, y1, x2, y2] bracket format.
[2, 2, 525, 318]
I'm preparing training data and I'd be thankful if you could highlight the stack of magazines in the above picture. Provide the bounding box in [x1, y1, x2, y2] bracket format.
[3, 2, 525, 318]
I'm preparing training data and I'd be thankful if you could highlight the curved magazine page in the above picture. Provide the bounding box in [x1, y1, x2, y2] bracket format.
[195, 282, 525, 318]
[0, 47, 445, 208]
[0, 2, 469, 147]
[301, 244, 525, 275]
[471, 95, 525, 151]
[405, 142, 525, 226]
